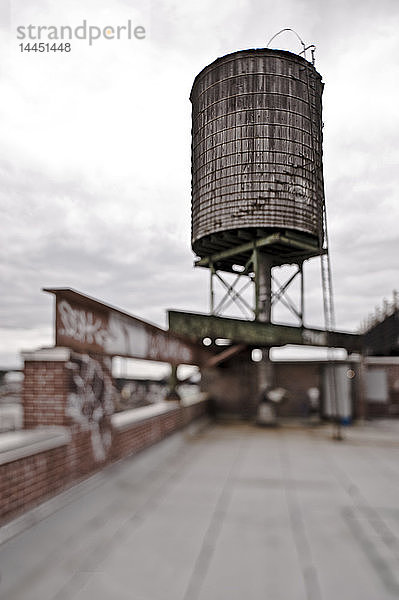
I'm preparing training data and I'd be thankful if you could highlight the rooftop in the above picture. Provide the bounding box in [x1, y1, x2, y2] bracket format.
[1, 420, 399, 599]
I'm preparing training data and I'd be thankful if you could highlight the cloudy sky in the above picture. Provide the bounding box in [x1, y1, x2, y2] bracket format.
[0, 0, 398, 370]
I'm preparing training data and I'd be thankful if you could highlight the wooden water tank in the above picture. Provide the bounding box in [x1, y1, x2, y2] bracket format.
[190, 49, 325, 265]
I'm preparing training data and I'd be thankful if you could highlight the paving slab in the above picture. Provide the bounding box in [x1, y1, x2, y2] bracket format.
[1, 421, 399, 599]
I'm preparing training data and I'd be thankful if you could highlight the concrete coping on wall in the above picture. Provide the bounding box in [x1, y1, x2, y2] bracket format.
[21, 347, 71, 361]
[365, 357, 399, 365]
[111, 394, 209, 432]
[111, 402, 180, 431]
[180, 392, 209, 406]
[0, 427, 71, 466]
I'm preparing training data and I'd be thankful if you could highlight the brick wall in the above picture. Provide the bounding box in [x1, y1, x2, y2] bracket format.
[202, 358, 320, 418]
[1, 400, 209, 526]
[112, 407, 182, 461]
[365, 362, 399, 418]
[23, 360, 70, 428]
[274, 362, 321, 417]
[202, 350, 259, 418]
[202, 357, 399, 420]
[0, 444, 69, 524]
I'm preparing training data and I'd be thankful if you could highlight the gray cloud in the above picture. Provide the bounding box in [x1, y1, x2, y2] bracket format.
[1, 0, 399, 367]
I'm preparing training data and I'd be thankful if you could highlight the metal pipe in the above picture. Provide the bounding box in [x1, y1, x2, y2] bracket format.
[300, 263, 304, 326]
[210, 263, 214, 314]
[257, 253, 272, 324]
[256, 253, 274, 395]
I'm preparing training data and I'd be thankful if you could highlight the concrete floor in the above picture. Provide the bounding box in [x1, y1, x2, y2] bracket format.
[2, 420, 399, 600]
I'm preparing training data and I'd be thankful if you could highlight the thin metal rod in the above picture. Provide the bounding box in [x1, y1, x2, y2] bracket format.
[213, 272, 242, 313]
[214, 271, 253, 317]
[321, 249, 341, 440]
[253, 248, 260, 319]
[320, 150, 339, 440]
[302, 51, 341, 440]
[300, 263, 304, 326]
[215, 278, 253, 315]
[266, 30, 316, 65]
[213, 256, 254, 315]
[271, 268, 301, 305]
[274, 290, 302, 321]
[210, 263, 215, 314]
[272, 274, 302, 321]
[266, 28, 306, 53]
[214, 271, 243, 314]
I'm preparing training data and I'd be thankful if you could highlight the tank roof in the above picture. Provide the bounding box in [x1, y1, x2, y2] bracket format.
[190, 48, 322, 100]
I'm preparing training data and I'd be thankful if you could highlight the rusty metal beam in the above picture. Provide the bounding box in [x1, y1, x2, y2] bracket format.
[204, 344, 247, 368]
[195, 234, 280, 267]
[168, 310, 363, 352]
[278, 234, 321, 253]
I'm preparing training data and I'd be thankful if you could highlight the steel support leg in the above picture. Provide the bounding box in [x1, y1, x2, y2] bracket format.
[256, 253, 274, 395]
[166, 364, 181, 401]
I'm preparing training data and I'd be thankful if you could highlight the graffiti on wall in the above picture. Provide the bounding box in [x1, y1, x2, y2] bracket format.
[46, 289, 201, 365]
[147, 330, 192, 363]
[66, 353, 114, 462]
[59, 300, 108, 346]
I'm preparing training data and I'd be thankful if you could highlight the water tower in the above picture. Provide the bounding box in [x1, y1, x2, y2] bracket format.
[194, 44, 326, 379]
[169, 40, 360, 419]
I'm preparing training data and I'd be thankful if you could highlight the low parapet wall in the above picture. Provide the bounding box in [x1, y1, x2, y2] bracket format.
[111, 396, 208, 463]
[0, 428, 71, 524]
[1, 366, 209, 526]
